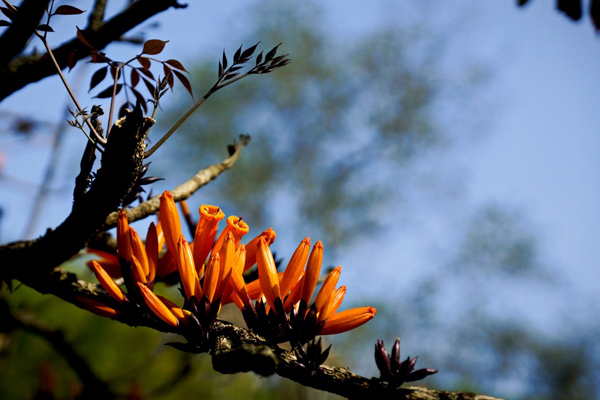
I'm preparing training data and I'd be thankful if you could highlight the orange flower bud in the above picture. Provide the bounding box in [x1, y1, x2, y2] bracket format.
[117, 211, 132, 263]
[216, 232, 236, 298]
[256, 237, 282, 311]
[146, 222, 159, 285]
[129, 228, 149, 277]
[130, 255, 147, 284]
[90, 261, 125, 304]
[320, 306, 376, 335]
[301, 241, 323, 304]
[159, 191, 182, 257]
[328, 286, 346, 317]
[77, 297, 120, 319]
[243, 228, 276, 271]
[314, 266, 341, 317]
[203, 253, 221, 303]
[279, 237, 310, 297]
[177, 236, 197, 299]
[138, 283, 179, 328]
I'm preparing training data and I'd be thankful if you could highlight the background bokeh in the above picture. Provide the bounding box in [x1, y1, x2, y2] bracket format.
[1, 1, 599, 399]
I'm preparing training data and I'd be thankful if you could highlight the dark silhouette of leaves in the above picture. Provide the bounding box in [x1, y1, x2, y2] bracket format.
[53, 5, 85, 16]
[130, 69, 140, 88]
[557, 0, 582, 20]
[67, 50, 77, 71]
[0, 20, 10, 26]
[36, 24, 54, 32]
[0, 6, 15, 21]
[137, 56, 151, 71]
[142, 39, 168, 55]
[591, 0, 600, 30]
[94, 84, 122, 98]
[173, 70, 193, 99]
[76, 27, 93, 48]
[139, 68, 155, 81]
[165, 59, 188, 72]
[89, 66, 108, 92]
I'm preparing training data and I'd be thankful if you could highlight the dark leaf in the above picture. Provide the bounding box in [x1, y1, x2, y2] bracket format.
[141, 77, 156, 98]
[89, 66, 108, 92]
[162, 63, 171, 80]
[165, 59, 188, 72]
[174, 70, 194, 99]
[76, 27, 93, 48]
[137, 56, 151, 71]
[130, 68, 140, 88]
[406, 368, 438, 382]
[166, 71, 174, 90]
[159, 88, 168, 99]
[67, 50, 77, 71]
[557, 0, 582, 20]
[222, 49, 228, 70]
[241, 42, 259, 60]
[139, 68, 155, 81]
[0, 6, 14, 21]
[218, 60, 223, 79]
[142, 39, 168, 55]
[224, 72, 239, 81]
[110, 65, 118, 80]
[139, 176, 164, 185]
[131, 89, 147, 112]
[255, 51, 263, 66]
[265, 43, 281, 62]
[89, 51, 106, 63]
[53, 5, 85, 15]
[517, 0, 530, 5]
[36, 24, 54, 32]
[94, 84, 122, 98]
[0, 20, 10, 26]
[234, 45, 242, 63]
[228, 65, 243, 73]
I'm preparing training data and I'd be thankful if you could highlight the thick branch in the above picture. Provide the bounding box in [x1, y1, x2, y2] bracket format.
[103, 135, 250, 229]
[0, 0, 186, 102]
[0, 0, 50, 68]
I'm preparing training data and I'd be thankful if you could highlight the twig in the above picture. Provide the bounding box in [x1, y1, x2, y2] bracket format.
[88, 0, 108, 31]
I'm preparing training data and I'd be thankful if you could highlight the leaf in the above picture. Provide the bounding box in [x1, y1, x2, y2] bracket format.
[141, 77, 156, 98]
[89, 50, 106, 63]
[89, 66, 108, 92]
[241, 42, 259, 60]
[37, 24, 54, 32]
[166, 70, 174, 90]
[174, 70, 194, 99]
[94, 84, 122, 98]
[591, 0, 600, 31]
[0, 6, 15, 21]
[53, 5, 85, 15]
[234, 45, 242, 63]
[119, 102, 131, 118]
[255, 51, 263, 66]
[265, 43, 281, 63]
[142, 39, 168, 55]
[110, 65, 118, 80]
[517, 0, 530, 5]
[165, 59, 188, 72]
[137, 56, 151, 71]
[222, 49, 228, 70]
[76, 27, 93, 48]
[218, 60, 223, 79]
[67, 50, 77, 71]
[557, 0, 582, 21]
[139, 68, 155, 81]
[0, 20, 10, 26]
[162, 63, 171, 80]
[130, 69, 140, 88]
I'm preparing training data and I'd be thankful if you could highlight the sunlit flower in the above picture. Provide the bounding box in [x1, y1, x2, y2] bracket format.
[138, 283, 179, 328]
[89, 260, 125, 304]
[76, 296, 120, 319]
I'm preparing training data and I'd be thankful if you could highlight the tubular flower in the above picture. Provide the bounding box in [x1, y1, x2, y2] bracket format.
[319, 306, 377, 335]
[192, 205, 225, 270]
[86, 249, 121, 278]
[243, 228, 277, 272]
[177, 236, 197, 300]
[279, 237, 310, 297]
[213, 216, 249, 252]
[90, 261, 125, 304]
[76, 297, 120, 319]
[117, 211, 133, 263]
[256, 237, 282, 313]
[301, 241, 324, 305]
[159, 191, 182, 256]
[137, 283, 179, 328]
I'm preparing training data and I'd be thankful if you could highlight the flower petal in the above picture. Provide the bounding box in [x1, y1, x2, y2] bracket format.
[301, 241, 323, 304]
[256, 237, 282, 312]
[279, 237, 310, 297]
[177, 235, 197, 299]
[243, 228, 276, 272]
[77, 296, 120, 319]
[159, 191, 182, 257]
[203, 253, 221, 303]
[320, 306, 376, 335]
[138, 283, 179, 328]
[213, 216, 249, 253]
[90, 260, 125, 304]
[314, 266, 341, 321]
[193, 205, 225, 270]
[117, 211, 132, 263]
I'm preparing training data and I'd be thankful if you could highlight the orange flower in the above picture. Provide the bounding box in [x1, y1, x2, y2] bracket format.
[159, 191, 182, 256]
[117, 211, 132, 263]
[90, 260, 125, 304]
[76, 296, 120, 319]
[243, 228, 276, 272]
[129, 229, 149, 277]
[319, 306, 376, 335]
[146, 222, 159, 286]
[256, 237, 282, 312]
[279, 237, 310, 297]
[213, 216, 249, 252]
[177, 236, 197, 299]
[138, 283, 179, 328]
[130, 255, 147, 284]
[203, 253, 221, 303]
[314, 266, 341, 322]
[300, 241, 323, 304]
[192, 205, 225, 270]
[86, 249, 121, 278]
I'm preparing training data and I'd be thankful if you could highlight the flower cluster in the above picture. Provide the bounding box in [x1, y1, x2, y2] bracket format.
[83, 191, 376, 353]
[374, 339, 438, 386]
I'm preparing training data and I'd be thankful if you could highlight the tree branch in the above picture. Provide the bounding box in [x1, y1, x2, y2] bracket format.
[0, 0, 186, 102]
[102, 134, 251, 229]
